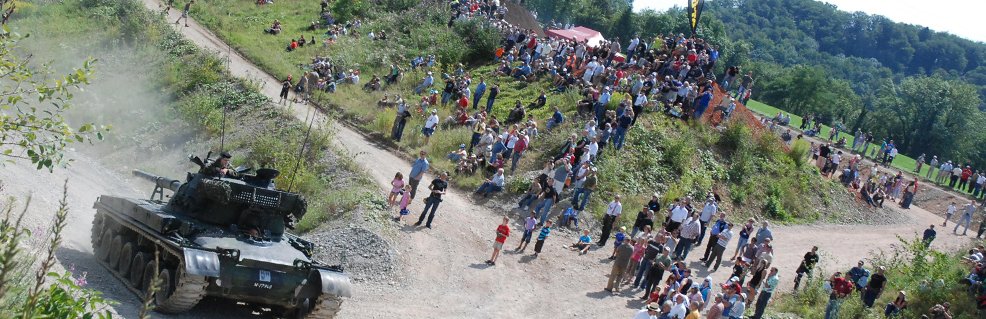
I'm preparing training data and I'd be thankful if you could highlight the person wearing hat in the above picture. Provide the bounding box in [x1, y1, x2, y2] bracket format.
[202, 152, 238, 178]
[422, 109, 439, 145]
[632, 303, 660, 319]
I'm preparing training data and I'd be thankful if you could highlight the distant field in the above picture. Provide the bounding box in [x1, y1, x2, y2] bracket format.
[744, 99, 921, 174]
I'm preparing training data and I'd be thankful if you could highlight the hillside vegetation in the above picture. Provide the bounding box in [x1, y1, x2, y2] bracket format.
[16, 0, 384, 231]
[524, 0, 986, 169]
[187, 0, 876, 227]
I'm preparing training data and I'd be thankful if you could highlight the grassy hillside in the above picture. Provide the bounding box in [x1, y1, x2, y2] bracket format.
[186, 0, 874, 226]
[16, 0, 385, 231]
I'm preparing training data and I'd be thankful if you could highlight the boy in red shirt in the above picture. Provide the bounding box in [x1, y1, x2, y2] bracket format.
[487, 216, 510, 266]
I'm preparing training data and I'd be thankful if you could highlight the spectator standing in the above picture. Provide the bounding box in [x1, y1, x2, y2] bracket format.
[598, 195, 623, 246]
[174, 0, 194, 27]
[606, 236, 635, 293]
[532, 220, 552, 257]
[732, 218, 755, 260]
[793, 246, 819, 291]
[414, 171, 449, 229]
[473, 78, 486, 110]
[408, 150, 430, 199]
[954, 201, 976, 235]
[673, 213, 701, 261]
[515, 212, 537, 252]
[943, 202, 956, 227]
[667, 199, 689, 232]
[486, 84, 499, 113]
[824, 272, 854, 319]
[751, 267, 779, 319]
[926, 156, 939, 179]
[703, 222, 733, 272]
[571, 166, 596, 213]
[534, 184, 559, 226]
[422, 109, 439, 145]
[862, 266, 887, 308]
[698, 197, 719, 246]
[486, 217, 510, 266]
[922, 225, 936, 248]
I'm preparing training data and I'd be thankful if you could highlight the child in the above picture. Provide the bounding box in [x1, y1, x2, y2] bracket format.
[570, 229, 592, 255]
[515, 213, 538, 252]
[487, 216, 510, 266]
[388, 172, 404, 206]
[393, 185, 411, 223]
[533, 220, 552, 257]
[610, 226, 627, 259]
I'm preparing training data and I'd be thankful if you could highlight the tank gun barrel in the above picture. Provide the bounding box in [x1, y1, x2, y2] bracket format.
[133, 169, 181, 192]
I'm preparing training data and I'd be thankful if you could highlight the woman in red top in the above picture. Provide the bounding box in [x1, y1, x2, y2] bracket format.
[487, 217, 510, 266]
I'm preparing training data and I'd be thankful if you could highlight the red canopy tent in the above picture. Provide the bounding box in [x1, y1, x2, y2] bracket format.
[545, 26, 606, 47]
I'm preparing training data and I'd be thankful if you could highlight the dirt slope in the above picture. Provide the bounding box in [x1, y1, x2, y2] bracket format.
[137, 1, 978, 317]
[502, 1, 544, 36]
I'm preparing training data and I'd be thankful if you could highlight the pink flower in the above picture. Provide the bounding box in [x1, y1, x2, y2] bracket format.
[75, 271, 88, 287]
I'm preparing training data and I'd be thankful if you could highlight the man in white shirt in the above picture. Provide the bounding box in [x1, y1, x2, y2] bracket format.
[631, 303, 660, 319]
[704, 223, 733, 272]
[669, 294, 688, 319]
[422, 109, 439, 145]
[597, 195, 623, 246]
[475, 168, 505, 197]
[698, 197, 718, 245]
[667, 199, 689, 232]
[585, 137, 599, 162]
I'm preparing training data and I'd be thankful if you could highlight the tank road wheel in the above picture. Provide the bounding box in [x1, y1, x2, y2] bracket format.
[287, 298, 312, 319]
[152, 266, 208, 313]
[108, 236, 124, 269]
[141, 261, 157, 295]
[129, 252, 148, 288]
[90, 215, 103, 248]
[118, 242, 135, 276]
[305, 295, 343, 319]
[97, 231, 114, 262]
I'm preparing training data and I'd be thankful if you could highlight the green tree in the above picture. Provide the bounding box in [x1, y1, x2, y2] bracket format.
[869, 76, 982, 159]
[0, 6, 105, 171]
[331, 0, 369, 24]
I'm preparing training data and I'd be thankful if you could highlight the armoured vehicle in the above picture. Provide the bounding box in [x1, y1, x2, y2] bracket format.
[90, 152, 351, 318]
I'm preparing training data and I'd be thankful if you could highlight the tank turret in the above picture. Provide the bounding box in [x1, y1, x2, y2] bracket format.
[91, 152, 350, 318]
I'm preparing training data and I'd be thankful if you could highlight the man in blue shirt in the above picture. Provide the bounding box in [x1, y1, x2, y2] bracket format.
[693, 89, 713, 119]
[408, 150, 430, 199]
[546, 106, 564, 130]
[473, 78, 486, 110]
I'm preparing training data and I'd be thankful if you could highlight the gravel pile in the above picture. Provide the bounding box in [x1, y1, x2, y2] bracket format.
[307, 225, 397, 284]
[821, 187, 909, 225]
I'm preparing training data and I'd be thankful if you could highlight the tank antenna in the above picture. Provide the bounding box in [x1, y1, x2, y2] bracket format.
[287, 106, 316, 192]
[219, 104, 228, 153]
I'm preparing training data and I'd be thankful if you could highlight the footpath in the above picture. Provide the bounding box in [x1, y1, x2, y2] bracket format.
[142, 1, 975, 316]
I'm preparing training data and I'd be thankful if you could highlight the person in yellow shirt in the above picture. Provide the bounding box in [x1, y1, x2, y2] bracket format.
[685, 301, 702, 319]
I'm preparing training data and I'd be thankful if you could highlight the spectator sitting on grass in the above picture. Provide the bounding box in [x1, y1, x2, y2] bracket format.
[457, 155, 478, 176]
[447, 144, 467, 162]
[475, 168, 506, 197]
[265, 20, 282, 35]
[286, 38, 298, 52]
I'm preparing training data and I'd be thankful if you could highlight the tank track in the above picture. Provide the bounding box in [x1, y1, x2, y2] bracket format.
[91, 210, 208, 314]
[307, 295, 343, 319]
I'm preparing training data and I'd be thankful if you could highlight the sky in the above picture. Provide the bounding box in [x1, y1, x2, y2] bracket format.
[633, 0, 986, 43]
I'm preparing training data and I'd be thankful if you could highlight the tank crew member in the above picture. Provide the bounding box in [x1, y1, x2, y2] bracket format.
[203, 152, 239, 178]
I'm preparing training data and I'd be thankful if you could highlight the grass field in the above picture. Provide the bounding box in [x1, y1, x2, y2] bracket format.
[745, 99, 986, 196]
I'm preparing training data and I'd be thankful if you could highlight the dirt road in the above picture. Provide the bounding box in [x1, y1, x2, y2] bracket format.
[135, 1, 978, 317]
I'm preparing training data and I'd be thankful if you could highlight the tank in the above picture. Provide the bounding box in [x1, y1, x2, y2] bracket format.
[91, 152, 351, 318]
